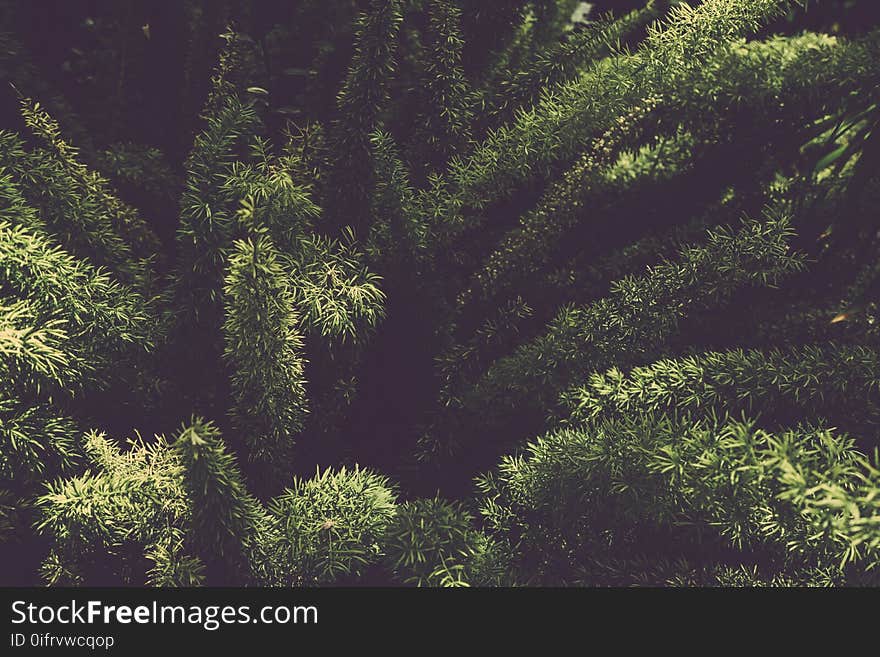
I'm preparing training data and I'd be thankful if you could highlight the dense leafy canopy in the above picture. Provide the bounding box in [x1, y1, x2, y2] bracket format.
[0, 0, 879, 586]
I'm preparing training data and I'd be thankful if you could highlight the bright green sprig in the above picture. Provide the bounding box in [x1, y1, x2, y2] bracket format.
[225, 152, 321, 251]
[0, 220, 158, 387]
[561, 344, 880, 438]
[223, 235, 308, 479]
[0, 129, 153, 290]
[37, 431, 191, 585]
[15, 101, 158, 288]
[479, 414, 880, 584]
[430, 0, 795, 231]
[0, 300, 73, 392]
[265, 466, 397, 585]
[286, 233, 386, 343]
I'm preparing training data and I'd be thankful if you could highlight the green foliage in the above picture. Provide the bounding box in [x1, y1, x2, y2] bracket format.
[382, 497, 514, 587]
[425, 211, 804, 459]
[174, 418, 271, 584]
[0, 299, 72, 392]
[38, 425, 397, 586]
[426, 0, 798, 235]
[486, 3, 660, 126]
[0, 398, 78, 485]
[0, 219, 157, 389]
[2, 0, 880, 588]
[453, 98, 665, 316]
[223, 235, 308, 480]
[411, 0, 473, 171]
[561, 344, 880, 439]
[477, 414, 880, 584]
[287, 233, 386, 342]
[172, 54, 260, 336]
[0, 128, 154, 291]
[225, 145, 321, 249]
[366, 130, 427, 271]
[36, 430, 194, 586]
[266, 466, 397, 584]
[326, 0, 405, 233]
[94, 143, 179, 207]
